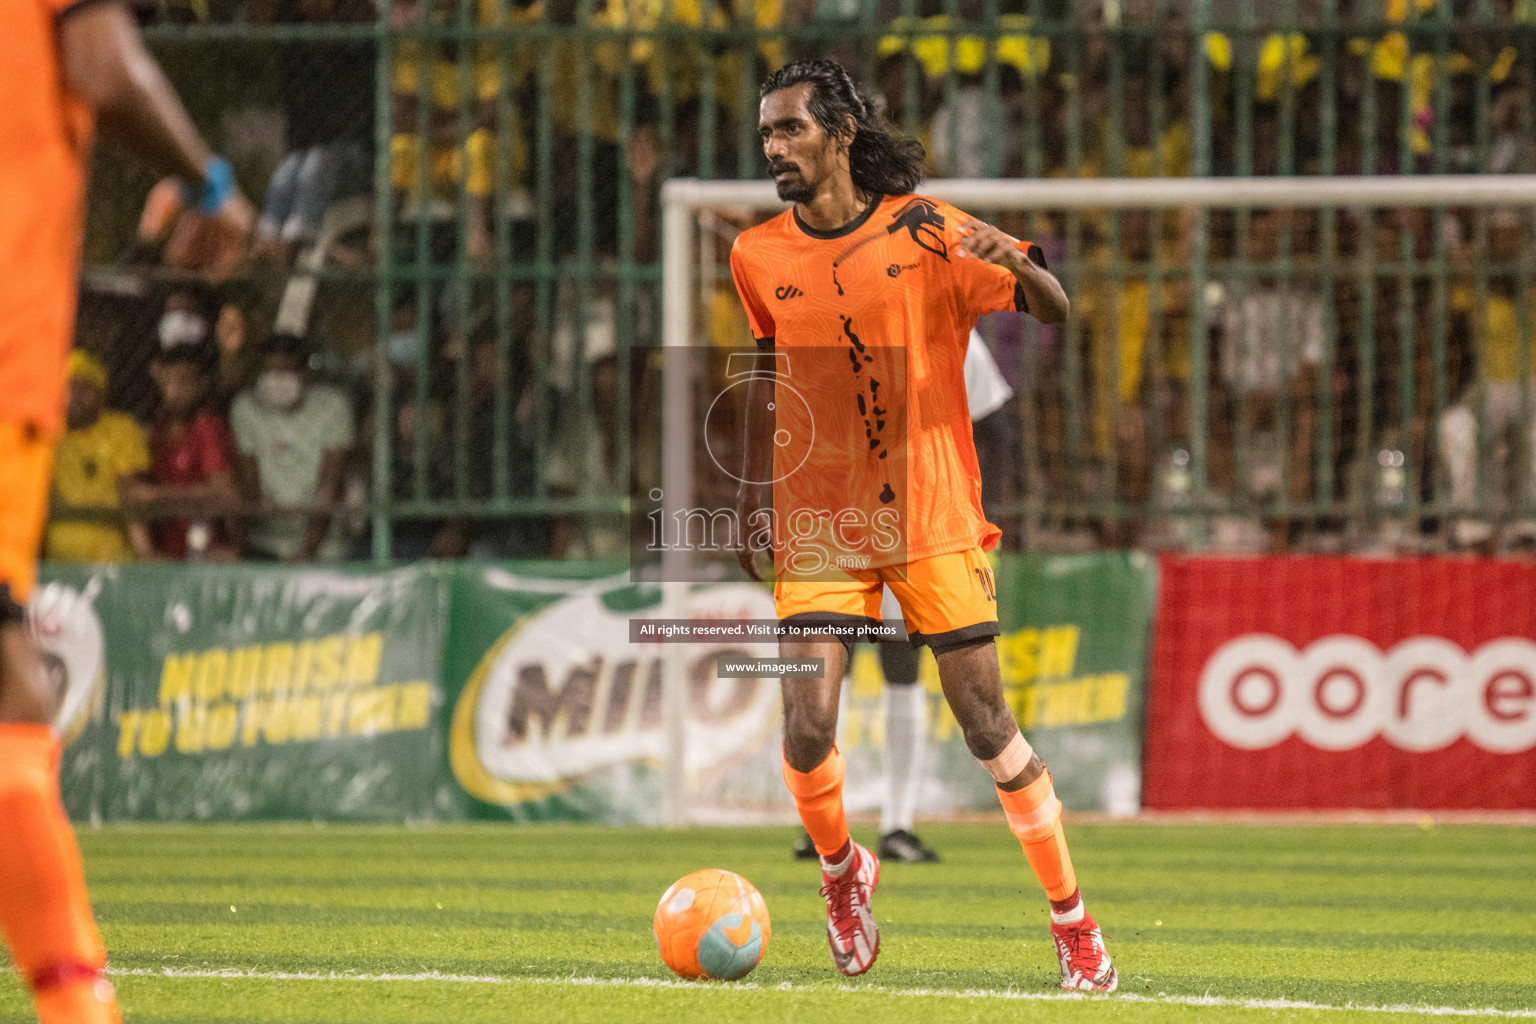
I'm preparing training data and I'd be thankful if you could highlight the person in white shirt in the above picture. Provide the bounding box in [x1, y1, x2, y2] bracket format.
[230, 333, 354, 561]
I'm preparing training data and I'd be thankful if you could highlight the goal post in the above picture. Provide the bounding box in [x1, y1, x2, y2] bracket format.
[656, 174, 1536, 826]
[662, 172, 1536, 512]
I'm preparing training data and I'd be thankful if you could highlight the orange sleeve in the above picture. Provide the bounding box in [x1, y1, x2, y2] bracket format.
[730, 238, 776, 345]
[945, 204, 1037, 318]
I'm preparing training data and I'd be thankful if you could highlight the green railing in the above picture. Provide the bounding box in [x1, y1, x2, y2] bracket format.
[81, 2, 1536, 557]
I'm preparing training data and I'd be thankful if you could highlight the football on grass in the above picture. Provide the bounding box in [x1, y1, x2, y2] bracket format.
[653, 869, 771, 981]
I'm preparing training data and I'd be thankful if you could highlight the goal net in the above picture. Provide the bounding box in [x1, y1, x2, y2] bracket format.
[647, 174, 1536, 824]
[663, 175, 1536, 558]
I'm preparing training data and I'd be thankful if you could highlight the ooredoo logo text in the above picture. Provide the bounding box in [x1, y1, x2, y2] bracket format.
[1198, 634, 1536, 754]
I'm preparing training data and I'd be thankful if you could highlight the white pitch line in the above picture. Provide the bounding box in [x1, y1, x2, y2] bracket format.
[109, 967, 1536, 1019]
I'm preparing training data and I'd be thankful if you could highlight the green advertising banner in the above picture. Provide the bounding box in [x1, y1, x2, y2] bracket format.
[441, 552, 1157, 823]
[835, 552, 1156, 817]
[37, 552, 1155, 823]
[438, 565, 785, 824]
[998, 551, 1157, 813]
[983, 550, 1153, 813]
[36, 563, 445, 822]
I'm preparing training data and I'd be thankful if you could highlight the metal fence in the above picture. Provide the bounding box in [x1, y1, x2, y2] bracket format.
[67, 0, 1536, 563]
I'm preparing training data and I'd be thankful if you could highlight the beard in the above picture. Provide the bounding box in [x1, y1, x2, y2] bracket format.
[771, 165, 814, 203]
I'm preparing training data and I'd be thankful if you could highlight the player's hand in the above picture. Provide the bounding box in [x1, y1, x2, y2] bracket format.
[137, 176, 183, 241]
[734, 483, 769, 582]
[165, 193, 255, 282]
[141, 177, 254, 283]
[957, 218, 1023, 270]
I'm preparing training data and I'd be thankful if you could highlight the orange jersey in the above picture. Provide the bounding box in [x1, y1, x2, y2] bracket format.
[0, 0, 97, 437]
[730, 193, 1034, 569]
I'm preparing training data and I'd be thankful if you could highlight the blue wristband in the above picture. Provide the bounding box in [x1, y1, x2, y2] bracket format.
[181, 156, 235, 215]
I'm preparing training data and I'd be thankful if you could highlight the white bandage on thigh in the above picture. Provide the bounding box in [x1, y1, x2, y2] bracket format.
[980, 731, 1034, 784]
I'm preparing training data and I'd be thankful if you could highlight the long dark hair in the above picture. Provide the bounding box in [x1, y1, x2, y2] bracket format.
[760, 60, 926, 197]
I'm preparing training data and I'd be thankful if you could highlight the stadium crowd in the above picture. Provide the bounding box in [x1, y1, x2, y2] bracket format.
[50, 0, 1536, 565]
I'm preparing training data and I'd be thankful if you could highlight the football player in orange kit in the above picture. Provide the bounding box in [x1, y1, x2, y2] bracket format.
[730, 60, 1116, 990]
[0, 3, 251, 1020]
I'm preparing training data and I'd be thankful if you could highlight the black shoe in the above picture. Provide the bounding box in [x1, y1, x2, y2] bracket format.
[879, 828, 941, 863]
[793, 830, 820, 860]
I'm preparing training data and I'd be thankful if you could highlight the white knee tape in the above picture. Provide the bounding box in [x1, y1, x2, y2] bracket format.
[980, 731, 1034, 784]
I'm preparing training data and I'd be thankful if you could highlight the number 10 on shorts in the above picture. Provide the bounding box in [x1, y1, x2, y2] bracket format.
[974, 566, 996, 602]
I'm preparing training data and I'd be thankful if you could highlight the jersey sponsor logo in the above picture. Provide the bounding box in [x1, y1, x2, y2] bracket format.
[829, 197, 946, 296]
[886, 197, 948, 261]
[1198, 633, 1536, 754]
[774, 284, 804, 301]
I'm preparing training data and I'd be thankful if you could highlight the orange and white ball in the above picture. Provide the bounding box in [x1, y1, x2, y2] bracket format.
[653, 869, 771, 981]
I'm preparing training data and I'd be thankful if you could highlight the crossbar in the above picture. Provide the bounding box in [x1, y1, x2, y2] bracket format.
[661, 175, 1536, 217]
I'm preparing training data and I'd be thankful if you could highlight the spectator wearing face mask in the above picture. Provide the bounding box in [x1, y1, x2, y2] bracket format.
[230, 333, 354, 561]
[156, 286, 216, 352]
[100, 285, 223, 423]
[148, 282, 254, 414]
[140, 343, 240, 560]
[44, 351, 153, 563]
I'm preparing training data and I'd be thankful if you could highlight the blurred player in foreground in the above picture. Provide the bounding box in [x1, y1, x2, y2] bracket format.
[0, 3, 251, 1020]
[732, 60, 1115, 990]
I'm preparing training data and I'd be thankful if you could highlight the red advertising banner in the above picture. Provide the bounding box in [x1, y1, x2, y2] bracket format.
[1144, 557, 1536, 810]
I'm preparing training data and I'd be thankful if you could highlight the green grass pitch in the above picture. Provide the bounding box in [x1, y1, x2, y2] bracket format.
[1, 822, 1532, 1023]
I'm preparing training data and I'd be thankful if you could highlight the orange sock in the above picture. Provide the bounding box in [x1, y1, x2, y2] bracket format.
[0, 724, 119, 1024]
[996, 770, 1078, 902]
[782, 745, 851, 857]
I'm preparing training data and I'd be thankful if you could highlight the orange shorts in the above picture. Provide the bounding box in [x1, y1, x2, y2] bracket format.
[773, 546, 999, 650]
[0, 420, 54, 616]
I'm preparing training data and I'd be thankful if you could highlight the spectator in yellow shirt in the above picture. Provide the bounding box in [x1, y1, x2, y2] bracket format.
[45, 352, 153, 563]
[390, 0, 531, 263]
[1438, 264, 1536, 548]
